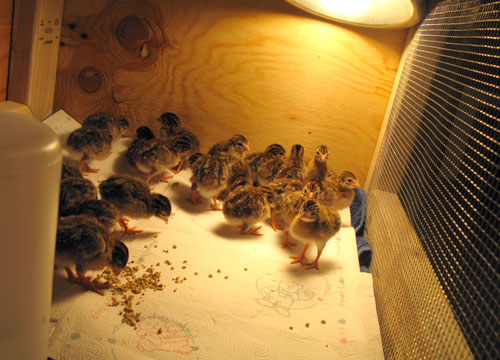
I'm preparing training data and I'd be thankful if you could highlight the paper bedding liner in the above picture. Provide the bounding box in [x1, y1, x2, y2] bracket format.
[46, 111, 383, 359]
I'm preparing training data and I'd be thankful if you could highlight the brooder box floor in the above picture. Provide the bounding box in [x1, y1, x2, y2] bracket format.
[47, 111, 382, 359]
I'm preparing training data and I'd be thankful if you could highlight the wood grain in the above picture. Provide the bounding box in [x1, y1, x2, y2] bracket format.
[8, 0, 63, 120]
[0, 0, 12, 101]
[54, 0, 408, 185]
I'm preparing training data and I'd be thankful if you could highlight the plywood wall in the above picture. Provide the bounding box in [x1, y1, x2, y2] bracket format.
[54, 0, 408, 185]
[0, 0, 12, 101]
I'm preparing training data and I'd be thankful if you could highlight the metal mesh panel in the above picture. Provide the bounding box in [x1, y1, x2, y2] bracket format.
[366, 0, 499, 359]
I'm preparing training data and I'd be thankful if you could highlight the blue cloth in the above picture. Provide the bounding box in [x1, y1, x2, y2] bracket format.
[350, 188, 372, 272]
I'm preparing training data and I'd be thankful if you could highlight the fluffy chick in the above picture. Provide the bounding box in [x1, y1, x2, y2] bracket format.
[78, 199, 142, 234]
[289, 199, 341, 270]
[157, 112, 200, 172]
[321, 171, 360, 210]
[278, 181, 322, 248]
[66, 127, 113, 174]
[82, 112, 129, 143]
[126, 126, 192, 184]
[268, 178, 304, 231]
[208, 134, 250, 159]
[245, 143, 286, 185]
[99, 174, 172, 230]
[222, 179, 274, 236]
[56, 214, 129, 295]
[304, 145, 329, 183]
[188, 153, 231, 210]
[275, 144, 306, 181]
[59, 176, 98, 217]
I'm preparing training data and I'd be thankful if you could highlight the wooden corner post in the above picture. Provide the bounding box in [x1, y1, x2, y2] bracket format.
[8, 0, 64, 120]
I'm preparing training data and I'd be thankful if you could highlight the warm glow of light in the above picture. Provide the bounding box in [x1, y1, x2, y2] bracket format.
[285, 0, 424, 28]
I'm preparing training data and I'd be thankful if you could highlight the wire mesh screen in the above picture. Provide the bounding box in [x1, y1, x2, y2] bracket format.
[366, 0, 499, 359]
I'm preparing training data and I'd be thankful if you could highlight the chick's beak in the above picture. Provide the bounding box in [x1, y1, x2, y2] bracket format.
[113, 267, 122, 276]
[244, 144, 250, 152]
[353, 181, 361, 188]
[163, 216, 169, 224]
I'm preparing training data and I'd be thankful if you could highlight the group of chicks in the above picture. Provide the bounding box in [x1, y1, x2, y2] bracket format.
[57, 111, 359, 295]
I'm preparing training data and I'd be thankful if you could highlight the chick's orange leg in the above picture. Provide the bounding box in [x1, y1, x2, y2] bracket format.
[189, 190, 203, 204]
[170, 160, 184, 174]
[76, 273, 105, 296]
[79, 160, 99, 174]
[290, 243, 309, 265]
[304, 249, 323, 270]
[64, 267, 78, 283]
[210, 196, 222, 211]
[271, 209, 278, 231]
[119, 217, 143, 234]
[238, 225, 263, 237]
[282, 231, 296, 249]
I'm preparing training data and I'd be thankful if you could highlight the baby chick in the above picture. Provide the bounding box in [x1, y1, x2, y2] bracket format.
[56, 214, 129, 295]
[157, 112, 200, 172]
[278, 181, 322, 248]
[99, 174, 172, 229]
[66, 127, 113, 174]
[61, 159, 83, 179]
[245, 143, 286, 185]
[321, 171, 360, 210]
[82, 112, 129, 143]
[304, 145, 329, 183]
[275, 144, 306, 181]
[268, 177, 304, 231]
[188, 153, 231, 210]
[222, 179, 274, 236]
[289, 199, 341, 270]
[208, 134, 250, 159]
[59, 176, 98, 217]
[78, 199, 142, 234]
[126, 126, 192, 184]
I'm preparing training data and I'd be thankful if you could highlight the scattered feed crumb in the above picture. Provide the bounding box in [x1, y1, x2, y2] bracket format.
[183, 260, 187, 264]
[244, 268, 248, 271]
[154, 245, 158, 248]
[172, 245, 177, 249]
[305, 323, 310, 328]
[157, 328, 162, 334]
[182, 266, 186, 269]
[224, 276, 228, 279]
[156, 262, 160, 266]
[321, 320, 326, 324]
[208, 274, 213, 278]
[170, 266, 175, 270]
[194, 272, 198, 275]
[289, 326, 293, 330]
[153, 235, 158, 238]
[165, 260, 172, 265]
[217, 269, 221, 273]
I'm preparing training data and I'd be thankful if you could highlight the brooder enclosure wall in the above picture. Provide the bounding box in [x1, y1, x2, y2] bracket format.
[366, 0, 499, 359]
[53, 0, 409, 186]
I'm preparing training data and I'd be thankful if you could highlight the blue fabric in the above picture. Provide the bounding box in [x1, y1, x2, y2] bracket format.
[350, 188, 372, 272]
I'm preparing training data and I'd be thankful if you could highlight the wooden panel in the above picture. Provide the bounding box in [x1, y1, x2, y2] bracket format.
[54, 0, 408, 185]
[0, 0, 12, 101]
[8, 0, 63, 120]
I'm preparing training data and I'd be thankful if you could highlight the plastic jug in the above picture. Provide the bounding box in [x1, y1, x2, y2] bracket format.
[0, 110, 62, 359]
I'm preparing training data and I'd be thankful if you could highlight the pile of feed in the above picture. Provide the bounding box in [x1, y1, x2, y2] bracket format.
[95, 263, 164, 328]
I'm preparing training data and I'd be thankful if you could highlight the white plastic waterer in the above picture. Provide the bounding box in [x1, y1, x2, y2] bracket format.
[0, 110, 62, 359]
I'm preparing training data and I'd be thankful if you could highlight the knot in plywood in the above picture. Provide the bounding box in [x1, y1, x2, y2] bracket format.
[116, 16, 155, 59]
[78, 66, 104, 93]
